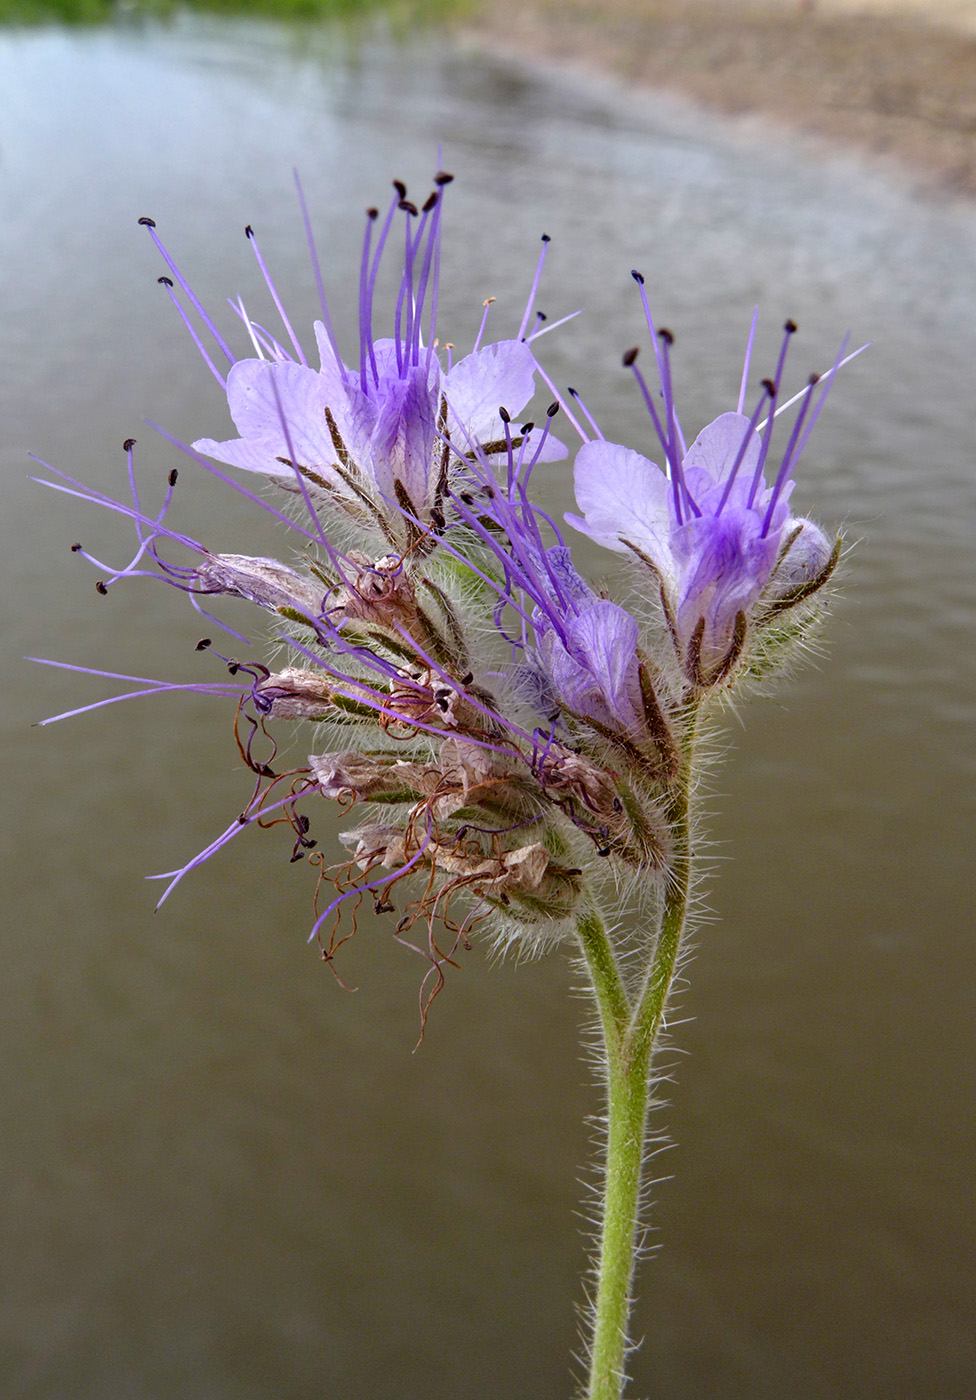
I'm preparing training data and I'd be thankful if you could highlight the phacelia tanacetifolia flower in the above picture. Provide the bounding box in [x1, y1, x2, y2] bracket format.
[142, 174, 566, 550]
[567, 290, 848, 690]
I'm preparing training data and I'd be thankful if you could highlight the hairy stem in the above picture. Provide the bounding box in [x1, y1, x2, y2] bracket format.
[577, 707, 698, 1400]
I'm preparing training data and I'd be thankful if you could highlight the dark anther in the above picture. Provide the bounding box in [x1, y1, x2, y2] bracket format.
[195, 638, 212, 651]
[367, 206, 379, 220]
[631, 269, 645, 284]
[393, 179, 407, 198]
[429, 507, 445, 532]
[499, 406, 511, 423]
[398, 200, 418, 216]
[298, 814, 311, 834]
[460, 492, 474, 505]
[658, 327, 674, 345]
[158, 276, 174, 287]
[303, 839, 318, 850]
[566, 868, 583, 877]
[521, 422, 534, 435]
[541, 233, 551, 243]
[547, 401, 560, 417]
[95, 581, 108, 595]
[460, 671, 474, 685]
[612, 797, 623, 812]
[238, 814, 248, 825]
[597, 845, 612, 858]
[123, 437, 136, 452]
[434, 170, 454, 185]
[622, 347, 639, 367]
[289, 851, 304, 863]
[809, 372, 821, 386]
[71, 543, 83, 552]
[761, 377, 776, 395]
[137, 216, 156, 227]
[536, 311, 547, 322]
[227, 663, 239, 676]
[422, 192, 438, 213]
[168, 468, 178, 487]
[784, 318, 798, 334]
[376, 900, 395, 915]
[567, 386, 578, 397]
[244, 224, 255, 239]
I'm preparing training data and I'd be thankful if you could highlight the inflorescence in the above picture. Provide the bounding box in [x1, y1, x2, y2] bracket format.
[34, 170, 853, 1027]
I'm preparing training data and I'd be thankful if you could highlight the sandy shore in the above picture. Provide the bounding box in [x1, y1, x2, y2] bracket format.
[463, 0, 976, 196]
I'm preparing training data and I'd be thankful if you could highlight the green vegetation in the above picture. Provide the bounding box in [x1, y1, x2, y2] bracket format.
[0, 0, 468, 26]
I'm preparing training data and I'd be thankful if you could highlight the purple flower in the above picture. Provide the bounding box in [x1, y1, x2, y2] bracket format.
[530, 549, 644, 734]
[145, 175, 565, 547]
[445, 422, 647, 738]
[567, 299, 847, 685]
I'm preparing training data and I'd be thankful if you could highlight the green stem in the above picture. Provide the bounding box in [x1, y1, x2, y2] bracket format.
[577, 710, 698, 1400]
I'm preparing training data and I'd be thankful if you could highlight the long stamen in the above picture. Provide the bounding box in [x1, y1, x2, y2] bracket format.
[472, 297, 495, 354]
[746, 320, 797, 507]
[567, 387, 605, 441]
[393, 197, 420, 376]
[761, 340, 869, 427]
[761, 375, 819, 536]
[156, 277, 228, 388]
[654, 327, 689, 524]
[124, 438, 143, 541]
[359, 207, 379, 392]
[767, 332, 851, 518]
[516, 233, 551, 342]
[631, 269, 667, 401]
[413, 192, 441, 369]
[146, 424, 322, 543]
[517, 402, 561, 494]
[424, 171, 452, 369]
[139, 218, 235, 364]
[245, 225, 307, 366]
[405, 194, 436, 366]
[737, 306, 760, 416]
[293, 168, 342, 374]
[622, 347, 681, 506]
[716, 383, 774, 515]
[267, 375, 349, 573]
[365, 185, 403, 378]
[527, 307, 582, 343]
[229, 298, 268, 360]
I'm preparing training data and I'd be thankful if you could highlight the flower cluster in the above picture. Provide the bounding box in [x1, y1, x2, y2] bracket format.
[37, 173, 846, 1017]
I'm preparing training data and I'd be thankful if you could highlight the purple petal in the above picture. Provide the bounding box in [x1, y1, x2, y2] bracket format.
[540, 597, 641, 730]
[567, 601, 640, 724]
[367, 364, 439, 511]
[540, 546, 596, 611]
[193, 358, 343, 478]
[683, 411, 762, 486]
[673, 508, 780, 659]
[445, 339, 538, 443]
[567, 440, 672, 567]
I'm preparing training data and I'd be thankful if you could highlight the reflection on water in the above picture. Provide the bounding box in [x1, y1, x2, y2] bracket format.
[2, 13, 975, 1399]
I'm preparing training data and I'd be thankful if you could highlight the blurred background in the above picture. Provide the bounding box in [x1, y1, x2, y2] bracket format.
[2, 2, 975, 1397]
